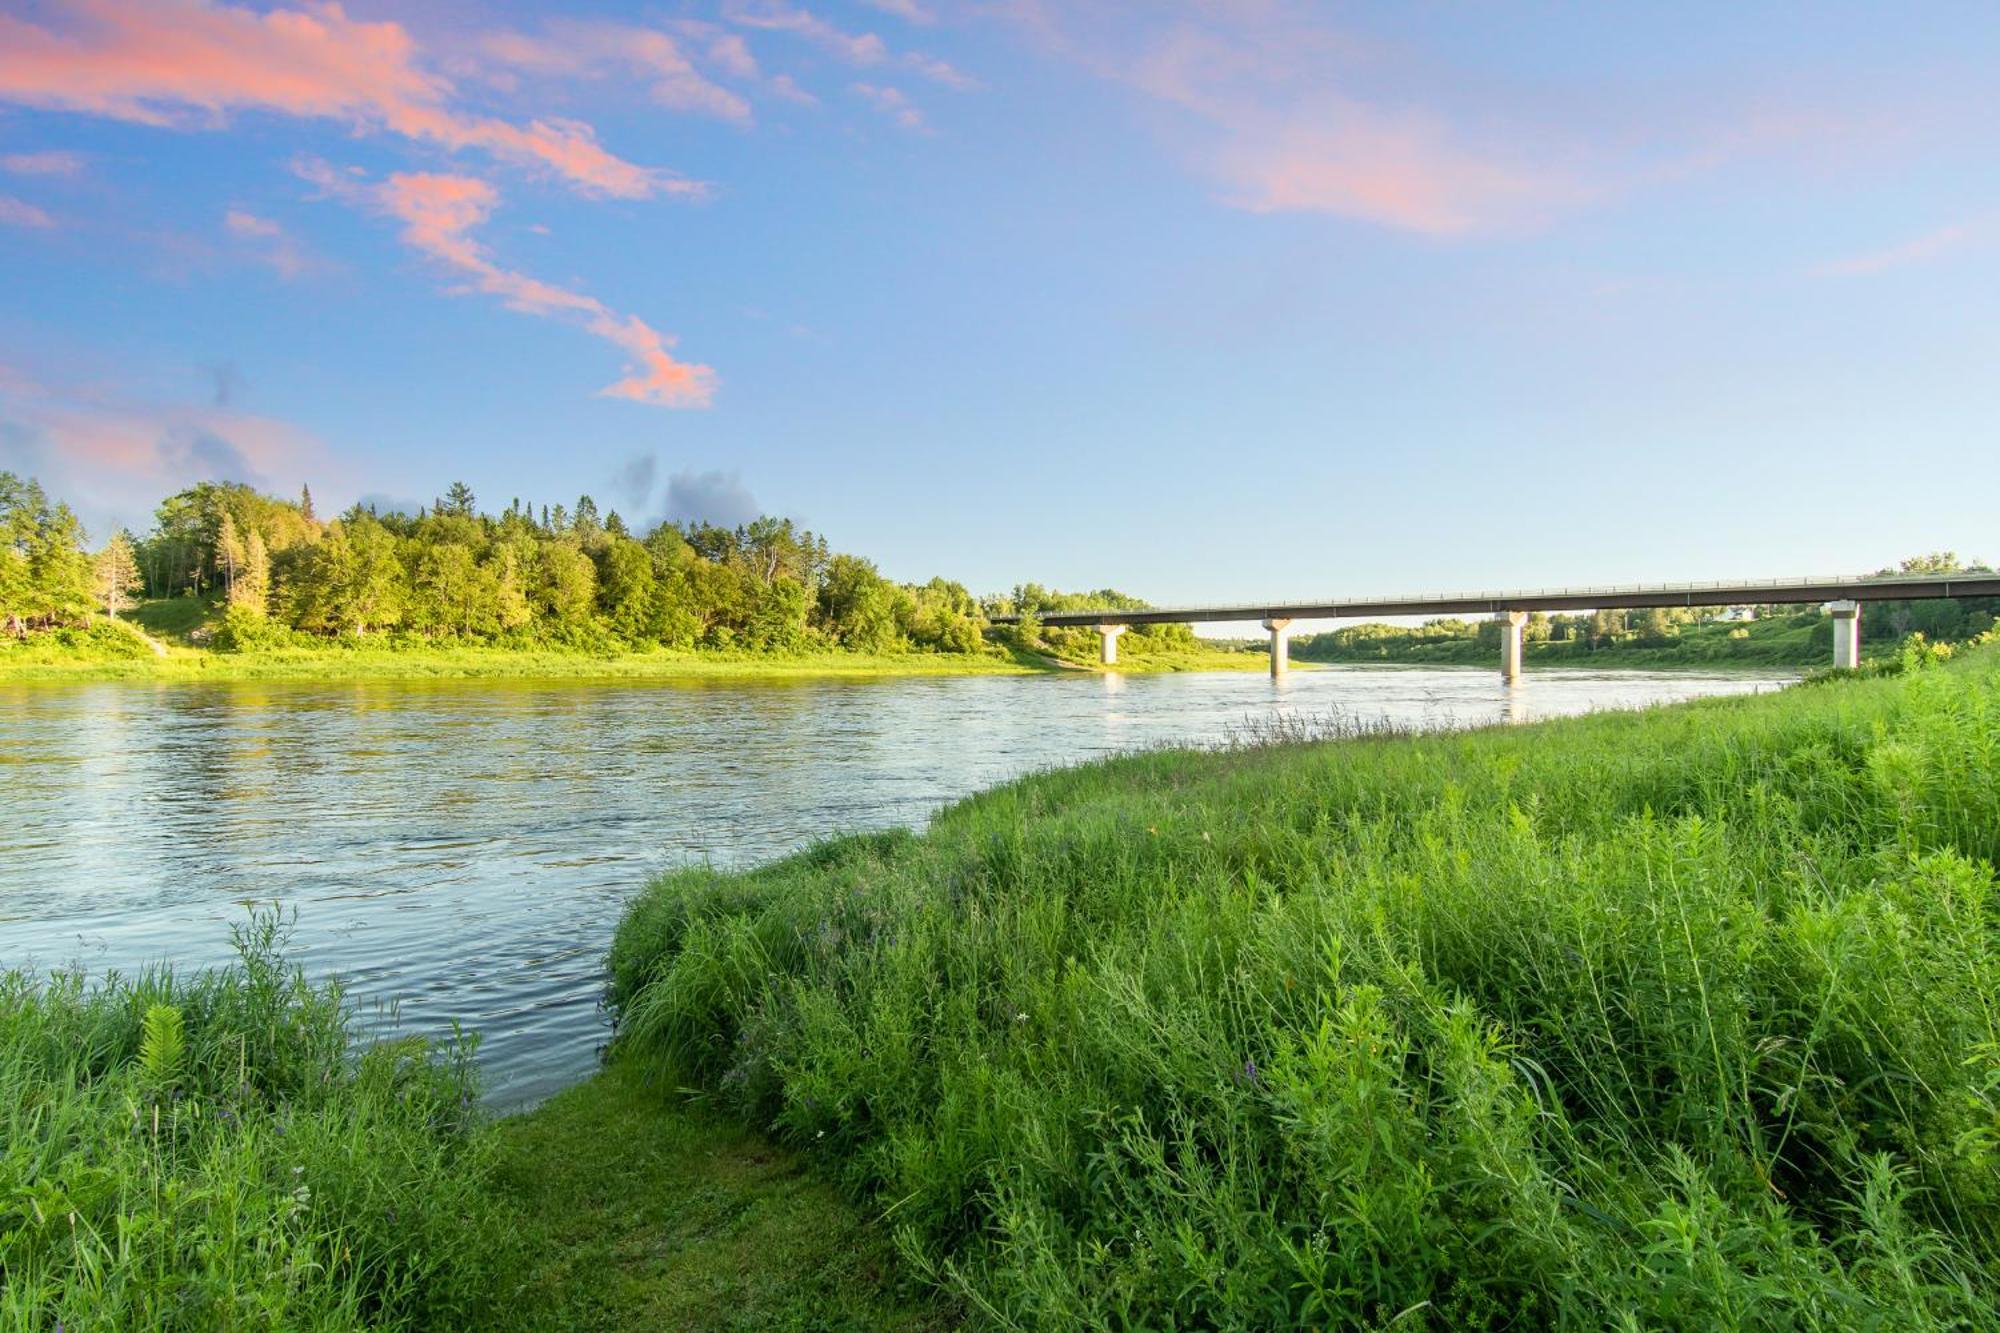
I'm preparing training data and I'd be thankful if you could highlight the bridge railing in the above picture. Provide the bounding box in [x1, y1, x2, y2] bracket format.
[990, 572, 1995, 624]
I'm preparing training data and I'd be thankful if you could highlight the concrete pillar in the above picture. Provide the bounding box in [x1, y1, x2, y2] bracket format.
[1827, 600, 1861, 670]
[1498, 610, 1528, 684]
[1097, 623, 1127, 666]
[1262, 618, 1293, 677]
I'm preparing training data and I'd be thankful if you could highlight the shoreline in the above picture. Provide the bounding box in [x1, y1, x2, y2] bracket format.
[0, 643, 1813, 685]
[0, 642, 1276, 684]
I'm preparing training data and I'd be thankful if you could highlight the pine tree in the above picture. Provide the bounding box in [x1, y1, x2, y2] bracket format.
[216, 510, 245, 600]
[300, 483, 316, 524]
[94, 531, 144, 615]
[443, 481, 476, 518]
[232, 529, 270, 614]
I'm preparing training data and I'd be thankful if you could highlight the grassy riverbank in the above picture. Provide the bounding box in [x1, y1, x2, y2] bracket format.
[1, 921, 943, 1331]
[13, 651, 1998, 1328]
[608, 645, 2000, 1327]
[0, 618, 1268, 683]
[1296, 613, 1834, 669]
[0, 640, 1043, 683]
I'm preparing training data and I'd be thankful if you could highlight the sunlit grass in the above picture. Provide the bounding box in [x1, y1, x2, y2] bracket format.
[0, 915, 499, 1330]
[608, 646, 2000, 1327]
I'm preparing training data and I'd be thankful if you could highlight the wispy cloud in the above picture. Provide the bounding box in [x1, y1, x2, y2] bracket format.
[852, 83, 927, 133]
[996, 3, 1841, 238]
[0, 362, 332, 531]
[224, 207, 314, 278]
[0, 0, 686, 198]
[663, 468, 759, 527]
[297, 160, 715, 408]
[862, 0, 934, 23]
[0, 195, 56, 228]
[723, 0, 975, 89]
[477, 21, 754, 126]
[1, 149, 86, 177]
[1813, 221, 1983, 277]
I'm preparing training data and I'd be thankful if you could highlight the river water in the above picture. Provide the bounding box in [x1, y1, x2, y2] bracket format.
[0, 665, 1788, 1106]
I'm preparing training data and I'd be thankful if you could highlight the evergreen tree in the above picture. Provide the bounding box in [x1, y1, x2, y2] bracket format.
[300, 483, 316, 524]
[216, 510, 246, 600]
[94, 531, 144, 615]
[443, 481, 476, 518]
[232, 530, 270, 614]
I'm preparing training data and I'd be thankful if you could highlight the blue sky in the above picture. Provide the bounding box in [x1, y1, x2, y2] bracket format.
[2, 0, 1996, 605]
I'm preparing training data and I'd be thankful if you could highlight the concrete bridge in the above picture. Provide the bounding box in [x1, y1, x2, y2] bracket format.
[991, 573, 2000, 680]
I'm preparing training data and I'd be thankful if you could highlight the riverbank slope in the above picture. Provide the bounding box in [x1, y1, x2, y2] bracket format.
[0, 611, 1266, 683]
[606, 644, 2000, 1327]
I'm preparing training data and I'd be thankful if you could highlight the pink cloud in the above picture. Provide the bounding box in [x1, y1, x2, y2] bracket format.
[0, 365, 335, 527]
[1093, 15, 1590, 236]
[723, 0, 974, 89]
[479, 22, 754, 126]
[851, 83, 927, 133]
[1813, 221, 1982, 277]
[995, 4, 1842, 237]
[224, 208, 281, 239]
[0, 0, 683, 198]
[1, 150, 87, 176]
[340, 168, 715, 407]
[1216, 107, 1594, 235]
[0, 195, 56, 228]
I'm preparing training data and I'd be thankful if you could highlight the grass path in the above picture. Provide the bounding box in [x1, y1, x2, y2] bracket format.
[486, 1059, 956, 1332]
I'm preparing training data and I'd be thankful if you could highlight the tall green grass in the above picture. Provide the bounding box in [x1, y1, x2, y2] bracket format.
[609, 649, 2000, 1328]
[0, 915, 499, 1330]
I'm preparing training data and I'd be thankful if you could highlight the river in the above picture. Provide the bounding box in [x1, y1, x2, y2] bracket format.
[0, 664, 1788, 1106]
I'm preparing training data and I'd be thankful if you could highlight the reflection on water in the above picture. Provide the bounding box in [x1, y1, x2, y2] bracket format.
[0, 664, 1787, 1106]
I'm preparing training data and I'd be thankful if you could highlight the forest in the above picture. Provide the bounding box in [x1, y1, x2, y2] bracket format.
[0, 471, 1200, 663]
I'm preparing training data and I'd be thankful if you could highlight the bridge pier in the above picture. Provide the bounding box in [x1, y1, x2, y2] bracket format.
[1263, 618, 1293, 677]
[1097, 623, 1126, 666]
[1827, 600, 1861, 669]
[1498, 610, 1527, 684]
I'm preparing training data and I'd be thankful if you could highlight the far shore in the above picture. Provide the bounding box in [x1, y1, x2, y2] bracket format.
[0, 641, 1279, 684]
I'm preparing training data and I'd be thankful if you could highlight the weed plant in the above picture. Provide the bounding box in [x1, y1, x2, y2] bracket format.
[610, 647, 2000, 1328]
[0, 914, 498, 1330]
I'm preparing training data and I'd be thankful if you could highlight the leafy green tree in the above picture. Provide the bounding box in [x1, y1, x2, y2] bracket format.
[818, 554, 901, 653]
[535, 543, 597, 629]
[412, 542, 489, 636]
[488, 543, 534, 634]
[597, 539, 656, 640]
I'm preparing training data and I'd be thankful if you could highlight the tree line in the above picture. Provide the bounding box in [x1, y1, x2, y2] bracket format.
[24, 475, 997, 654]
[0, 472, 1187, 661]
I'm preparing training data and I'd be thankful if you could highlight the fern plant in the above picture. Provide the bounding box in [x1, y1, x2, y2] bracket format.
[139, 1003, 185, 1087]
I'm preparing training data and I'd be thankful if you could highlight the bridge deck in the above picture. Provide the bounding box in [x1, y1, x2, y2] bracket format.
[993, 573, 2000, 628]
